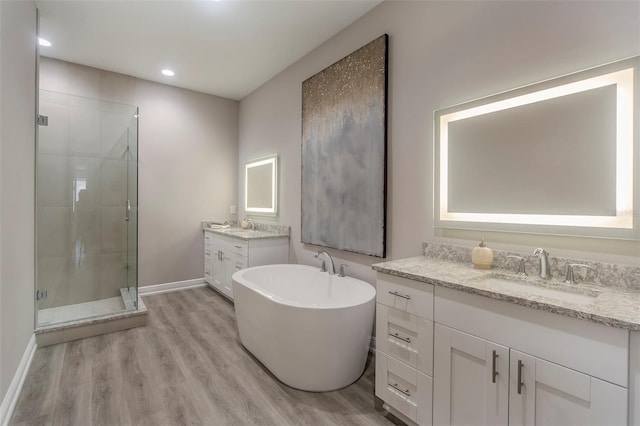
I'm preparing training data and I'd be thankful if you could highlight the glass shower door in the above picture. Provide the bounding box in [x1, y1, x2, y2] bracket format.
[126, 109, 138, 308]
[36, 90, 139, 327]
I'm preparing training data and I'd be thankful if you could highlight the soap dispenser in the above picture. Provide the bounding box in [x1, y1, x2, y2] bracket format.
[471, 239, 494, 269]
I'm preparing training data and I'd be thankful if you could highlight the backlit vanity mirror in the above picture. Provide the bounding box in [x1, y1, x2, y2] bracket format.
[245, 154, 278, 216]
[434, 56, 639, 239]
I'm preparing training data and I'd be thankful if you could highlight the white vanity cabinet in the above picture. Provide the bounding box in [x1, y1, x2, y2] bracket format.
[375, 274, 434, 426]
[508, 349, 627, 426]
[204, 231, 288, 300]
[433, 324, 626, 426]
[433, 325, 509, 426]
[433, 286, 628, 426]
[375, 273, 630, 426]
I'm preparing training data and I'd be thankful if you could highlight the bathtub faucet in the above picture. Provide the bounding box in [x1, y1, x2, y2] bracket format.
[315, 250, 335, 275]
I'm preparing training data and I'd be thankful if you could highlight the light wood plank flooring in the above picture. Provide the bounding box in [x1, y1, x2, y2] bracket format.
[11, 287, 399, 426]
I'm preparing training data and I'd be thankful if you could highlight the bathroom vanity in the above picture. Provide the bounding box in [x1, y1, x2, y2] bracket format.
[373, 244, 640, 426]
[202, 222, 289, 299]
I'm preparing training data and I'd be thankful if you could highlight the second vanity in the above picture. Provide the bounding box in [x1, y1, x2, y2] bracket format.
[372, 243, 640, 426]
[202, 222, 289, 299]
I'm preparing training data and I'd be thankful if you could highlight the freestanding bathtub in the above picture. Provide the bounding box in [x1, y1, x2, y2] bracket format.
[232, 264, 376, 392]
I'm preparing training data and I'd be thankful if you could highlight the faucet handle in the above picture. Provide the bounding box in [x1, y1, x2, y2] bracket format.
[563, 263, 593, 284]
[338, 264, 348, 277]
[319, 259, 327, 272]
[506, 255, 527, 276]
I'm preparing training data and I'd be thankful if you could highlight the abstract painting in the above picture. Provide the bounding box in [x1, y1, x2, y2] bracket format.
[301, 34, 388, 257]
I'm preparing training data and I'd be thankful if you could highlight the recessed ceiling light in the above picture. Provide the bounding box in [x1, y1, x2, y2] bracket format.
[38, 37, 52, 47]
[161, 69, 175, 77]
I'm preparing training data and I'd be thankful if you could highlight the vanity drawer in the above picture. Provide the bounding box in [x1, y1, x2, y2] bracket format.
[204, 249, 213, 284]
[232, 255, 247, 271]
[377, 273, 434, 320]
[376, 351, 432, 425]
[204, 231, 213, 249]
[377, 304, 433, 375]
[229, 240, 248, 257]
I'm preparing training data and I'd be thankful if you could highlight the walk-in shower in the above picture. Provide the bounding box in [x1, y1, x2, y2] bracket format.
[36, 89, 138, 328]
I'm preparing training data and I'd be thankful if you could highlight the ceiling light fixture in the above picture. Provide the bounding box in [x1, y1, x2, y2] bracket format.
[38, 37, 52, 47]
[161, 69, 175, 77]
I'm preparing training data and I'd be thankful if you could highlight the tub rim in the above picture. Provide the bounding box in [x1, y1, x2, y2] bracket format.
[232, 263, 376, 310]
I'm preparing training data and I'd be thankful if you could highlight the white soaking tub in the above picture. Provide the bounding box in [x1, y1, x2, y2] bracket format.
[232, 264, 376, 392]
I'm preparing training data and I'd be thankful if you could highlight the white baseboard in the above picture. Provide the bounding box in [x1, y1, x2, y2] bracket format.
[1, 334, 36, 426]
[138, 278, 206, 296]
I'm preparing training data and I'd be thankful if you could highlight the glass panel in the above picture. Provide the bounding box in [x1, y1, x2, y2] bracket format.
[126, 109, 138, 308]
[36, 89, 139, 327]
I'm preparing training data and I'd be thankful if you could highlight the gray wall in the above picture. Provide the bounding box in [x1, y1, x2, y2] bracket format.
[135, 79, 238, 286]
[0, 0, 36, 405]
[238, 1, 640, 285]
[39, 58, 239, 289]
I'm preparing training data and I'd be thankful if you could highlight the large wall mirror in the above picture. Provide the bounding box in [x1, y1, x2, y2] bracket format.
[434, 56, 639, 239]
[245, 154, 278, 216]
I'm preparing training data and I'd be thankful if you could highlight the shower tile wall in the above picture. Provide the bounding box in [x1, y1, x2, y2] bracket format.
[38, 57, 136, 309]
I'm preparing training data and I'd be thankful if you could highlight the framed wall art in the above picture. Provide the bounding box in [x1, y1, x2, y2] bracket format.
[301, 34, 388, 257]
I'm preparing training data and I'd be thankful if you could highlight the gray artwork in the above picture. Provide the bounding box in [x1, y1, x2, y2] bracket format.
[301, 35, 387, 257]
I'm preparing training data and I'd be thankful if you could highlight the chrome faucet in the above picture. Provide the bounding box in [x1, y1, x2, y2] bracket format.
[315, 250, 335, 275]
[563, 263, 593, 284]
[246, 218, 255, 231]
[532, 248, 551, 280]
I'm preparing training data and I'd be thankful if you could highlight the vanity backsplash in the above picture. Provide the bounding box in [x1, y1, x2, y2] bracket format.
[423, 242, 640, 292]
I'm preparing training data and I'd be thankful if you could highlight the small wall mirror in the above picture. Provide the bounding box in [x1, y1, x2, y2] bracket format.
[434, 56, 639, 239]
[245, 154, 278, 216]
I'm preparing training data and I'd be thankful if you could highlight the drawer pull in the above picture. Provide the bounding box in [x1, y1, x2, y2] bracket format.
[390, 383, 411, 397]
[517, 360, 524, 395]
[234, 245, 243, 249]
[388, 291, 411, 300]
[389, 332, 412, 344]
[492, 350, 499, 383]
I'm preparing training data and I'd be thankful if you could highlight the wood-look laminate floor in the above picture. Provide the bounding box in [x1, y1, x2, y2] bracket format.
[11, 287, 399, 426]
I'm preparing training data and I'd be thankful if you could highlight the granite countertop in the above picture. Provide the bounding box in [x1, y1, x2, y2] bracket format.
[373, 256, 640, 331]
[201, 221, 290, 240]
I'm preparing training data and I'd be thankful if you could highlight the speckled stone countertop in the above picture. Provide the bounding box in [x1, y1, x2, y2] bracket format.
[201, 221, 290, 240]
[372, 244, 640, 331]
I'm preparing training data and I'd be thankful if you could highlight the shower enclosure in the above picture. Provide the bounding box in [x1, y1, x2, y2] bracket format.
[36, 89, 138, 327]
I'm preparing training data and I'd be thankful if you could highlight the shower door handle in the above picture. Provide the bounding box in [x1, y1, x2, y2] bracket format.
[125, 200, 131, 222]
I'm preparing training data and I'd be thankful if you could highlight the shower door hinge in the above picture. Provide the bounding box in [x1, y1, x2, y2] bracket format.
[37, 115, 48, 126]
[36, 289, 48, 301]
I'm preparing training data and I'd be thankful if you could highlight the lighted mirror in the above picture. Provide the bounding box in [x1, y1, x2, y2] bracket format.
[245, 154, 278, 216]
[435, 56, 639, 239]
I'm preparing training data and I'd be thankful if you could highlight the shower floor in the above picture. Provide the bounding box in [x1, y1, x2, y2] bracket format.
[34, 288, 147, 347]
[37, 296, 125, 326]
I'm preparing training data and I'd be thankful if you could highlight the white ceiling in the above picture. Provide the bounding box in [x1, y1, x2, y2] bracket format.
[36, 0, 382, 100]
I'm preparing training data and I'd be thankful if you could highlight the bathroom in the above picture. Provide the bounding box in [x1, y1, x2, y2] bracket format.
[1, 0, 639, 425]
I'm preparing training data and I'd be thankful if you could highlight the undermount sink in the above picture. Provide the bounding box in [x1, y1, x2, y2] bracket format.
[225, 228, 258, 235]
[476, 274, 600, 306]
